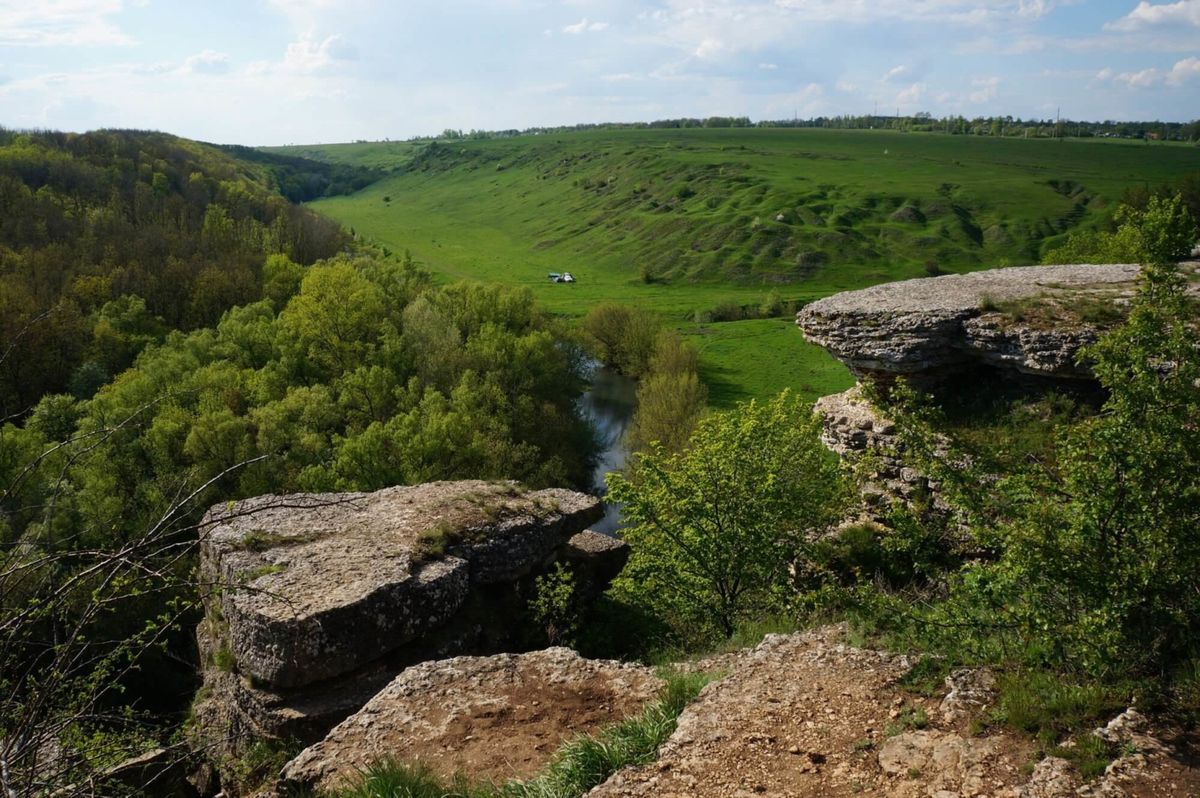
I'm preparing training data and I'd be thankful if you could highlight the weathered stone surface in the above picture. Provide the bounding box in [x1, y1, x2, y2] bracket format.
[879, 730, 1006, 795]
[940, 667, 997, 724]
[1020, 756, 1078, 798]
[796, 263, 1149, 382]
[586, 628, 1031, 798]
[279, 648, 661, 793]
[194, 480, 605, 793]
[557, 530, 630, 598]
[814, 386, 946, 509]
[201, 480, 601, 689]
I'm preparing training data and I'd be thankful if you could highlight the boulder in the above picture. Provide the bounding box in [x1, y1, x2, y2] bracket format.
[279, 648, 662, 794]
[796, 263, 1157, 383]
[192, 480, 604, 792]
[557, 530, 631, 599]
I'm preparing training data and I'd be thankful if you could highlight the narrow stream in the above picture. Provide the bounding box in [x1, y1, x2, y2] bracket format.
[577, 365, 638, 536]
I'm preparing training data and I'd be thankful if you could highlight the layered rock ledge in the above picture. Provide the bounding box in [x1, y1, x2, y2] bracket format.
[191, 480, 608, 789]
[796, 263, 1156, 382]
[280, 648, 662, 794]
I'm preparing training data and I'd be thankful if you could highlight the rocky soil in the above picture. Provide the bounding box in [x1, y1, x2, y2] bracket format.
[279, 648, 661, 794]
[795, 263, 1198, 382]
[586, 627, 1200, 798]
[190, 480, 615, 791]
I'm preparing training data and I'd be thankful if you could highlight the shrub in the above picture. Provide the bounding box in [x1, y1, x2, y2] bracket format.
[581, 303, 660, 377]
[530, 563, 582, 646]
[608, 391, 848, 639]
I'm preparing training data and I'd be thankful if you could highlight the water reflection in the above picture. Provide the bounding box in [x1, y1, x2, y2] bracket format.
[578, 365, 638, 536]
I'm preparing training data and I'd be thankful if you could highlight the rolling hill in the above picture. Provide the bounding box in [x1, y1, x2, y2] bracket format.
[276, 128, 1200, 403]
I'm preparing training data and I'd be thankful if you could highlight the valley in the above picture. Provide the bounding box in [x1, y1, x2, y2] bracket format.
[283, 127, 1200, 402]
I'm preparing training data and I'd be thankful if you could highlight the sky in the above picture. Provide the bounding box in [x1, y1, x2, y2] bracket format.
[0, 0, 1197, 145]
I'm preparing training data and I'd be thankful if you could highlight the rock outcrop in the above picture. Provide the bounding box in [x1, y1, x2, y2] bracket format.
[191, 480, 608, 790]
[796, 263, 1154, 382]
[586, 627, 1040, 797]
[279, 648, 661, 793]
[585, 627, 1200, 797]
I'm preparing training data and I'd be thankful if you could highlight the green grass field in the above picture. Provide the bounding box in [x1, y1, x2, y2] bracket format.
[279, 128, 1200, 403]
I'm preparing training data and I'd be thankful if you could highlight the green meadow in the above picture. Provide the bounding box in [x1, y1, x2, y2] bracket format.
[285, 128, 1200, 404]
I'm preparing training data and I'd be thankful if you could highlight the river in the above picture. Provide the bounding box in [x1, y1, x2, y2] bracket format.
[577, 365, 638, 536]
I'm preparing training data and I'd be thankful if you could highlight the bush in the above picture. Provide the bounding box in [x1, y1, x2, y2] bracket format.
[530, 563, 582, 646]
[608, 391, 848, 639]
[581, 303, 660, 377]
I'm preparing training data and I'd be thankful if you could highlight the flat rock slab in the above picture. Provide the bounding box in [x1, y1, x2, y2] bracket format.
[201, 480, 601, 689]
[797, 263, 1156, 381]
[279, 648, 662, 793]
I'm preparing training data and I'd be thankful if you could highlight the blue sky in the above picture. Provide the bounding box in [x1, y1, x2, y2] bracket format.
[0, 1, 1196, 145]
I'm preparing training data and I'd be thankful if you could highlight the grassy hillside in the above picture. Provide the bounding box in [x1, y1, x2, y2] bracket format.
[282, 128, 1200, 402]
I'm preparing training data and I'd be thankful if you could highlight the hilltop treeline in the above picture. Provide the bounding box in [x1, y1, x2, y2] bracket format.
[215, 143, 384, 202]
[0, 128, 351, 417]
[419, 114, 1200, 143]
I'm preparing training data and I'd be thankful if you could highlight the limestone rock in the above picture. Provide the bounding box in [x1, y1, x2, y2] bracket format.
[1021, 756, 1078, 798]
[814, 386, 945, 509]
[557, 530, 630, 598]
[878, 730, 1004, 796]
[193, 480, 605, 792]
[202, 480, 601, 689]
[279, 648, 662, 794]
[796, 263, 1148, 382]
[940, 667, 997, 723]
[586, 627, 1036, 798]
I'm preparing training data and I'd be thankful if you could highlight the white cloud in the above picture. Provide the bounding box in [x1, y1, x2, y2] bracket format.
[1096, 56, 1200, 87]
[0, 0, 134, 47]
[562, 17, 608, 34]
[251, 32, 357, 75]
[759, 62, 778, 69]
[694, 37, 726, 58]
[896, 81, 926, 106]
[883, 64, 909, 82]
[1106, 0, 1200, 31]
[183, 49, 231, 75]
[969, 75, 1000, 102]
[772, 0, 1067, 25]
[1166, 55, 1200, 84]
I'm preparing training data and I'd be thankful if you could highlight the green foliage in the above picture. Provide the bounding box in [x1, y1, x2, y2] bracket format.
[581, 303, 660, 377]
[1042, 193, 1197, 265]
[0, 253, 598, 780]
[850, 194, 1200, 685]
[213, 645, 237, 673]
[0, 128, 349, 415]
[625, 331, 707, 455]
[607, 391, 848, 639]
[897, 656, 952, 697]
[301, 130, 1200, 402]
[992, 671, 1127, 743]
[530, 563, 582, 646]
[884, 706, 929, 737]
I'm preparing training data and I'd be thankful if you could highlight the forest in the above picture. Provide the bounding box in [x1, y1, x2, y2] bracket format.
[0, 128, 368, 417]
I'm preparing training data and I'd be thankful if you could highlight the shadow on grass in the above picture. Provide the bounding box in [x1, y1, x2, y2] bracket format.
[698, 362, 752, 409]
